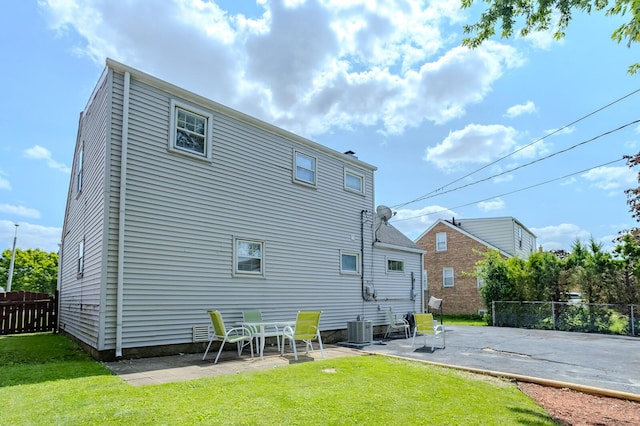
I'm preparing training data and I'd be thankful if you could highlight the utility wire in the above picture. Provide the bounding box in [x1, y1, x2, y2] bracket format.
[396, 119, 640, 203]
[391, 157, 626, 222]
[392, 87, 640, 209]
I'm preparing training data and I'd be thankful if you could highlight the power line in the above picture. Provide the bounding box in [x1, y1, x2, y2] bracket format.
[392, 87, 640, 209]
[396, 119, 640, 204]
[391, 157, 626, 222]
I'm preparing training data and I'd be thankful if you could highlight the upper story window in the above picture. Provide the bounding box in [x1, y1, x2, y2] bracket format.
[344, 169, 364, 194]
[75, 145, 83, 194]
[294, 151, 317, 186]
[517, 226, 523, 249]
[443, 267, 454, 287]
[387, 258, 404, 273]
[234, 238, 265, 277]
[340, 250, 360, 275]
[436, 232, 447, 252]
[77, 239, 84, 277]
[169, 100, 212, 160]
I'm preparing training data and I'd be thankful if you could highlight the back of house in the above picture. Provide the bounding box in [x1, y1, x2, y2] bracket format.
[58, 59, 423, 359]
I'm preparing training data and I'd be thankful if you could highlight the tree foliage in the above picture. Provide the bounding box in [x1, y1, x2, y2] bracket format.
[461, 0, 640, 74]
[0, 248, 58, 294]
[477, 235, 640, 315]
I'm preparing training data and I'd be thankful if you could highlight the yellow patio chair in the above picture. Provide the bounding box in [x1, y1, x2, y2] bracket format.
[411, 312, 445, 351]
[242, 309, 282, 351]
[281, 310, 324, 360]
[384, 308, 410, 339]
[203, 310, 254, 364]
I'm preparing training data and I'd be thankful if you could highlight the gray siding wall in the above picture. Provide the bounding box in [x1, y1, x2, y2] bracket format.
[369, 246, 422, 321]
[459, 217, 535, 259]
[108, 73, 381, 350]
[58, 72, 110, 348]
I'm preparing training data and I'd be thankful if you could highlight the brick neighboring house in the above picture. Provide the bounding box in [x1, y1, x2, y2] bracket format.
[416, 217, 537, 315]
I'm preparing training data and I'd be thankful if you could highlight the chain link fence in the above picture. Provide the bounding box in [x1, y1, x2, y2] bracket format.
[492, 301, 639, 337]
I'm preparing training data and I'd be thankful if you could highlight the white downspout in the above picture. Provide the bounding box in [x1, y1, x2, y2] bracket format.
[116, 71, 131, 358]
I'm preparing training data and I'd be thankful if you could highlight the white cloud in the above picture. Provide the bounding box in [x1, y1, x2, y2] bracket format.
[0, 204, 41, 219]
[391, 205, 457, 240]
[581, 166, 636, 194]
[0, 220, 61, 252]
[425, 123, 518, 171]
[0, 171, 10, 190]
[39, 0, 524, 138]
[24, 145, 71, 174]
[504, 101, 536, 118]
[531, 223, 591, 252]
[477, 198, 505, 212]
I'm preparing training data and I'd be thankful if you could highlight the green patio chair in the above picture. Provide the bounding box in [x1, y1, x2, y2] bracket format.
[411, 312, 445, 351]
[281, 310, 324, 360]
[203, 310, 254, 364]
[384, 308, 410, 339]
[242, 309, 282, 351]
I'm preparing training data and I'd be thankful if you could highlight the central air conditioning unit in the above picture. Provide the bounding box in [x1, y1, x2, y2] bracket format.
[347, 320, 372, 343]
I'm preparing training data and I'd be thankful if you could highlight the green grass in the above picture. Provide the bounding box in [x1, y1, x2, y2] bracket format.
[0, 333, 555, 425]
[442, 314, 488, 326]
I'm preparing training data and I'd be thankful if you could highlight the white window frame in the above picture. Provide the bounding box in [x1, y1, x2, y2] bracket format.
[77, 240, 84, 277]
[476, 268, 484, 290]
[169, 100, 213, 160]
[436, 232, 447, 252]
[344, 169, 364, 194]
[233, 237, 265, 277]
[293, 150, 317, 186]
[75, 145, 83, 194]
[386, 257, 405, 273]
[340, 250, 360, 275]
[443, 267, 454, 287]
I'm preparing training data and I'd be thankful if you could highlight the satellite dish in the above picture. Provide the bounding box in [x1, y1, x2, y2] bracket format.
[376, 205, 394, 222]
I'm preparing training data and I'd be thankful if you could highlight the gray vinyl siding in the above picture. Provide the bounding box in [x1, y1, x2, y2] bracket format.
[58, 71, 109, 348]
[112, 74, 377, 349]
[370, 247, 422, 322]
[459, 217, 536, 259]
[61, 60, 422, 355]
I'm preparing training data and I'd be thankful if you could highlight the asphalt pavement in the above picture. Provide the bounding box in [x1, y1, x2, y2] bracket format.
[364, 325, 640, 398]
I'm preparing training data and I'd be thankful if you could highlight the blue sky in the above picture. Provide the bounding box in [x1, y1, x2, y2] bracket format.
[1, 0, 639, 254]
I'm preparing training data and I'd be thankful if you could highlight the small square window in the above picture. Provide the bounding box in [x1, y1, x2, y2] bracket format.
[436, 232, 447, 252]
[294, 151, 316, 186]
[344, 169, 364, 194]
[169, 100, 212, 160]
[340, 250, 360, 274]
[234, 238, 265, 277]
[443, 267, 454, 287]
[387, 258, 404, 272]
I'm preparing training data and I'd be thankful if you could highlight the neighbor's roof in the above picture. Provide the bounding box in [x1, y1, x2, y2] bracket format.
[374, 221, 424, 254]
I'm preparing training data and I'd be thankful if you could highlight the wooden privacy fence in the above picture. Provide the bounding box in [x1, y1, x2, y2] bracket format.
[0, 291, 57, 335]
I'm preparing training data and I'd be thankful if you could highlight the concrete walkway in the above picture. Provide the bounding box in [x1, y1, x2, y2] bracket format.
[104, 326, 640, 398]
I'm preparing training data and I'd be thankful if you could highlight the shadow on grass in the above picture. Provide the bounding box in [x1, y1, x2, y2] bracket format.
[0, 333, 111, 388]
[507, 406, 556, 425]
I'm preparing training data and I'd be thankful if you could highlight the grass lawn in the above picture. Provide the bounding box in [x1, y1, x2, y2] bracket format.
[0, 333, 555, 425]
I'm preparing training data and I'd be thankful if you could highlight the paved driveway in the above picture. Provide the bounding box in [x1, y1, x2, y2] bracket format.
[364, 325, 640, 397]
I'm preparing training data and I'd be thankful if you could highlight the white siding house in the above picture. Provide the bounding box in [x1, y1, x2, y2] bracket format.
[58, 59, 423, 359]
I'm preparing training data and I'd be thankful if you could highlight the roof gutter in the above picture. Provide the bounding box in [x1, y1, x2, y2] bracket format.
[115, 70, 131, 358]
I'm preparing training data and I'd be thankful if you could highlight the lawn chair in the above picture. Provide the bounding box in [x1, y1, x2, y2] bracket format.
[242, 309, 282, 351]
[203, 310, 254, 364]
[384, 308, 410, 339]
[281, 310, 324, 361]
[411, 312, 445, 351]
